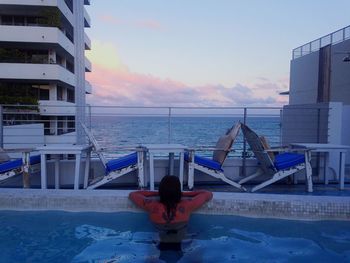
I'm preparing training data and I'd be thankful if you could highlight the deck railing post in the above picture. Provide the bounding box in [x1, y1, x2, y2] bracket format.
[279, 109, 283, 145]
[317, 108, 321, 143]
[88, 104, 92, 130]
[0, 105, 3, 148]
[242, 107, 247, 177]
[168, 107, 172, 144]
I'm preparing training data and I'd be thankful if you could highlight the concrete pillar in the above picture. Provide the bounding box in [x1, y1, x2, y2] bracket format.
[74, 0, 86, 145]
[49, 83, 57, 100]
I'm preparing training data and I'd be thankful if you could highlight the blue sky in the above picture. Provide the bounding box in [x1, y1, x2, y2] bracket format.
[85, 0, 350, 107]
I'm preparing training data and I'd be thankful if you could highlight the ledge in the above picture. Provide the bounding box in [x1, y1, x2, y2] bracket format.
[0, 189, 349, 221]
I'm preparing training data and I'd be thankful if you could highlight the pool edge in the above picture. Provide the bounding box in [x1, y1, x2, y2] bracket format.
[0, 189, 349, 221]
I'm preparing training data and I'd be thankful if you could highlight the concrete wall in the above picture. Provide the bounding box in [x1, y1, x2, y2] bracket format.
[282, 103, 329, 144]
[289, 51, 319, 105]
[289, 38, 350, 105]
[330, 40, 350, 104]
[342, 105, 350, 166]
[282, 102, 349, 181]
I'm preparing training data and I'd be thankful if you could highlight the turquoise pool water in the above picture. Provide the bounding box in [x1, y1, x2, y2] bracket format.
[1, 211, 349, 262]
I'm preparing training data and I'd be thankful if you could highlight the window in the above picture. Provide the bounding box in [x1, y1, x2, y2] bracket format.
[1, 16, 13, 25]
[67, 116, 75, 132]
[26, 17, 38, 26]
[29, 50, 48, 64]
[39, 89, 50, 100]
[67, 89, 75, 103]
[57, 86, 63, 101]
[41, 116, 51, 135]
[57, 117, 64, 135]
[66, 60, 74, 73]
[56, 54, 63, 65]
[66, 31, 74, 43]
[14, 16, 25, 26]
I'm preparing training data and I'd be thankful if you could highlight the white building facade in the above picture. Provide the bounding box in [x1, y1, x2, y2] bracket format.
[0, 0, 91, 145]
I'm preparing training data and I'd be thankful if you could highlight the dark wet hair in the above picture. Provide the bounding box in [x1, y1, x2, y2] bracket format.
[159, 175, 181, 222]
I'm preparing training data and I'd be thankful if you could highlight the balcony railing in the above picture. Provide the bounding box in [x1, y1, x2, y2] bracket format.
[292, 25, 350, 59]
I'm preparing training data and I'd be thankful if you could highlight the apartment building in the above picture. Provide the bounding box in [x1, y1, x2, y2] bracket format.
[0, 0, 91, 145]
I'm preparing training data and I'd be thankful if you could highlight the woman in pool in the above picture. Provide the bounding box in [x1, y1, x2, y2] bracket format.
[129, 175, 213, 250]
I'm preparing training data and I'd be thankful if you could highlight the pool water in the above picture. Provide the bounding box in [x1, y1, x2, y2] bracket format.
[0, 211, 349, 263]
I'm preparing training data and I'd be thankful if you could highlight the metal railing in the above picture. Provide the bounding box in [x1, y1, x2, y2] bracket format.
[292, 25, 350, 59]
[0, 103, 282, 148]
[0, 104, 332, 176]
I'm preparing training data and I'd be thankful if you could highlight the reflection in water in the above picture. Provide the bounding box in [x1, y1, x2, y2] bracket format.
[71, 224, 350, 263]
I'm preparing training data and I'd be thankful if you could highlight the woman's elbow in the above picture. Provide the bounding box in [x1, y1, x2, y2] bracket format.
[129, 192, 137, 201]
[206, 192, 213, 201]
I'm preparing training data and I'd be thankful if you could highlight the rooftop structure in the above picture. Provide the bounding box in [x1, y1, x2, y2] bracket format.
[0, 0, 91, 145]
[282, 25, 350, 177]
[289, 25, 350, 105]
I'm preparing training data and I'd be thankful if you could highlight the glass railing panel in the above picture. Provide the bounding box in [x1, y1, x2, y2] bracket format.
[345, 26, 350, 40]
[310, 40, 320, 52]
[332, 29, 344, 45]
[320, 35, 331, 48]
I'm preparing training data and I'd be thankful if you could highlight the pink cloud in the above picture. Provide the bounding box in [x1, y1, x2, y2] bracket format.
[86, 41, 287, 107]
[86, 64, 287, 107]
[98, 15, 123, 26]
[135, 19, 163, 30]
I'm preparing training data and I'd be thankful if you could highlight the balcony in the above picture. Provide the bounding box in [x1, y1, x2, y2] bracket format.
[0, 25, 74, 57]
[85, 80, 92, 94]
[0, 63, 75, 86]
[85, 57, 92, 72]
[39, 100, 76, 116]
[84, 33, 91, 50]
[0, 0, 74, 26]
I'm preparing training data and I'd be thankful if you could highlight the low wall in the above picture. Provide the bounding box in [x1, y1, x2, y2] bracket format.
[0, 189, 349, 221]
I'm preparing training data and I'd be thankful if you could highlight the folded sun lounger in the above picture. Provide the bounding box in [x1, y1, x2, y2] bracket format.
[186, 122, 246, 191]
[0, 154, 40, 183]
[81, 123, 145, 189]
[239, 123, 313, 192]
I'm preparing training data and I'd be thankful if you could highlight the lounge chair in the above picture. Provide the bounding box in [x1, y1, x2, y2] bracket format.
[239, 123, 313, 192]
[81, 123, 145, 189]
[185, 122, 246, 191]
[0, 150, 40, 183]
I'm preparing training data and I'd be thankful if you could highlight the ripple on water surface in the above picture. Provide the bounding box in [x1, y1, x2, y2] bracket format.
[0, 212, 349, 262]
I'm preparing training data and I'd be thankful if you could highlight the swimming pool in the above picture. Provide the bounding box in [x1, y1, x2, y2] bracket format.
[1, 211, 349, 263]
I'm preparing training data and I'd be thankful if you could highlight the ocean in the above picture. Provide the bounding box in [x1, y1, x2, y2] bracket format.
[89, 116, 281, 157]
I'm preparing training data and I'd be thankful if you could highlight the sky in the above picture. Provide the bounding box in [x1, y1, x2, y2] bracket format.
[85, 0, 350, 107]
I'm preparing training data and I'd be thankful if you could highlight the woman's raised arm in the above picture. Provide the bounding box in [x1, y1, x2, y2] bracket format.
[185, 190, 213, 211]
[129, 191, 158, 209]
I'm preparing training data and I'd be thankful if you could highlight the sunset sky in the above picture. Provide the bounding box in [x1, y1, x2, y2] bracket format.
[85, 0, 350, 107]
